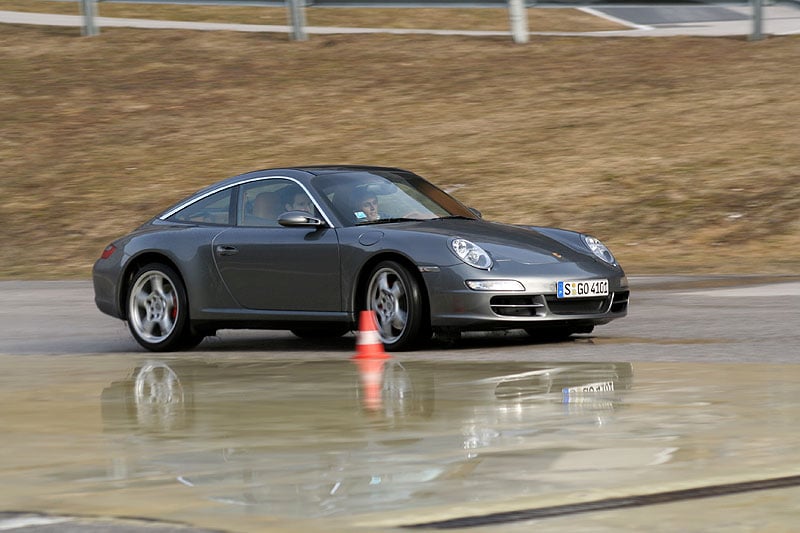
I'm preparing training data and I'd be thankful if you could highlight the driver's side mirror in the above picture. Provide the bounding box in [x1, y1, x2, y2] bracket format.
[278, 211, 326, 228]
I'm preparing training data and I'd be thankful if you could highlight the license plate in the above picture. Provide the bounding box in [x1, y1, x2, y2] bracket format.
[562, 381, 615, 395]
[557, 279, 609, 298]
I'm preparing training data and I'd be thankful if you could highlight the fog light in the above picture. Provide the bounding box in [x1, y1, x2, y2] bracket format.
[466, 280, 525, 291]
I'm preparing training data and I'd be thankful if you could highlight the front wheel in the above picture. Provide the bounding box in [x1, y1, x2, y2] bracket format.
[364, 261, 430, 351]
[127, 263, 202, 352]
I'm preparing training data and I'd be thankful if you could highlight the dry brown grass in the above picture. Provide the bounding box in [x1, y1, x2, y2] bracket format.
[1, 4, 799, 279]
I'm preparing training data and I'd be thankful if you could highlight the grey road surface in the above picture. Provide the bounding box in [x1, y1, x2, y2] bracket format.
[2, 276, 798, 362]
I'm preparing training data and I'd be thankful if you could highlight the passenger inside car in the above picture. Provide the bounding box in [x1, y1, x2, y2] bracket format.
[245, 191, 282, 226]
[282, 187, 314, 214]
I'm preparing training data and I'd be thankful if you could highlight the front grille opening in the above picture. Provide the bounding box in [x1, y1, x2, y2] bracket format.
[490, 295, 545, 317]
[610, 290, 630, 313]
[545, 296, 610, 315]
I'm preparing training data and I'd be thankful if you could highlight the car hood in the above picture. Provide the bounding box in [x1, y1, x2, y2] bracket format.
[383, 219, 593, 265]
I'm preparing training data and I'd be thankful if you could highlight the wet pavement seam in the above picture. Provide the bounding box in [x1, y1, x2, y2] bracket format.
[403, 473, 800, 529]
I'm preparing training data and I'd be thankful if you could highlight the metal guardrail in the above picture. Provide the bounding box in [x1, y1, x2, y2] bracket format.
[79, 0, 98, 35]
[78, 0, 767, 41]
[79, 0, 532, 41]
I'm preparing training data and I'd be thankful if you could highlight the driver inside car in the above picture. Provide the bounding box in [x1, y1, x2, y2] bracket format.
[354, 190, 380, 222]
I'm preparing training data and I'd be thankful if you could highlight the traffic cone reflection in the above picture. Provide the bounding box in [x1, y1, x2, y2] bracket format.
[355, 357, 387, 411]
[352, 310, 390, 411]
[353, 310, 389, 360]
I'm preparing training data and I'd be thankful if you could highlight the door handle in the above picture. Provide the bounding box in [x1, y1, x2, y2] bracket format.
[215, 245, 239, 256]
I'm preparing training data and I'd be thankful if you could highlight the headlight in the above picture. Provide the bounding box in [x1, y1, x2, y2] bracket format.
[582, 235, 616, 265]
[450, 238, 493, 270]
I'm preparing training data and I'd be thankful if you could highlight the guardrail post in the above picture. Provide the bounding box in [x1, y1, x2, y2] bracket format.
[508, 0, 529, 44]
[750, 0, 763, 41]
[287, 0, 308, 41]
[80, 0, 99, 36]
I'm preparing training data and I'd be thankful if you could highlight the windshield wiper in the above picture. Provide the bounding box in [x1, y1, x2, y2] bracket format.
[435, 215, 476, 220]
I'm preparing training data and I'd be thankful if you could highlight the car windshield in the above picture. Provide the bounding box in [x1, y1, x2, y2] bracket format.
[311, 170, 476, 227]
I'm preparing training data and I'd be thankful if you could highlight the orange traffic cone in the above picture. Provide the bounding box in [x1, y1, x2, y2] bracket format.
[353, 310, 390, 360]
[354, 356, 387, 411]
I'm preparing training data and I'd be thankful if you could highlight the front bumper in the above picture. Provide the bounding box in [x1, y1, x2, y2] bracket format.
[422, 261, 628, 329]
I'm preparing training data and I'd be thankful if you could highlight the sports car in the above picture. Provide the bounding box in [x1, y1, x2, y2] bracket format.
[92, 166, 628, 351]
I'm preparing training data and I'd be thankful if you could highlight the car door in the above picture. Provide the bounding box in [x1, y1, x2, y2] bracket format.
[212, 225, 341, 311]
[212, 179, 342, 312]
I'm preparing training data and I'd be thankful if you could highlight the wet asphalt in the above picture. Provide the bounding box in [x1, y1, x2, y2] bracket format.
[1, 277, 799, 531]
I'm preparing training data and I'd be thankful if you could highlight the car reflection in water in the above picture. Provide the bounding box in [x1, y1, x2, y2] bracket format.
[101, 359, 633, 518]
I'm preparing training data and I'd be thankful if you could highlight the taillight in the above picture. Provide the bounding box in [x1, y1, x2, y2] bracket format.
[100, 244, 116, 260]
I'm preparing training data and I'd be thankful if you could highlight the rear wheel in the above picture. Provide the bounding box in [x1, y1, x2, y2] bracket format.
[364, 260, 430, 351]
[127, 263, 203, 352]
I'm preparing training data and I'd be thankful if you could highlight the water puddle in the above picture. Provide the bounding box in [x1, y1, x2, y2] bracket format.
[1, 355, 799, 531]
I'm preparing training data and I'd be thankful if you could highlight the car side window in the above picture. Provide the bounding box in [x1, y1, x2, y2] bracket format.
[240, 179, 318, 226]
[167, 188, 233, 225]
[241, 180, 288, 227]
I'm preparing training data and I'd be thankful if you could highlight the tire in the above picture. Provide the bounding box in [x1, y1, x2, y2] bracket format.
[364, 260, 430, 351]
[126, 263, 202, 352]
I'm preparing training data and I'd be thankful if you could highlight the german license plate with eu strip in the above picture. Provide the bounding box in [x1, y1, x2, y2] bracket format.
[557, 279, 609, 298]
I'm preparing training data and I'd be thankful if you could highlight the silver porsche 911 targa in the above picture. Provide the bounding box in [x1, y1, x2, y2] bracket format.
[93, 166, 628, 351]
